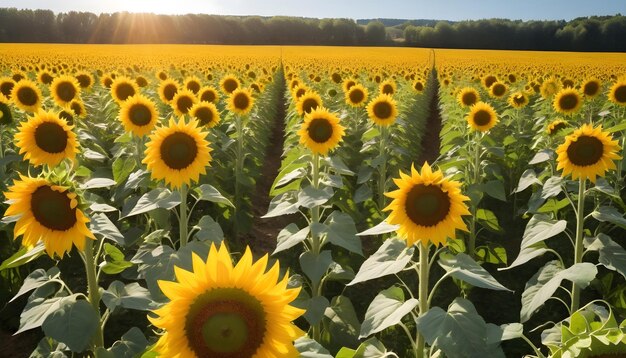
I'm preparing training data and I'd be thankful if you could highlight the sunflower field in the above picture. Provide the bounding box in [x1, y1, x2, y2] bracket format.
[1, 43, 626, 358]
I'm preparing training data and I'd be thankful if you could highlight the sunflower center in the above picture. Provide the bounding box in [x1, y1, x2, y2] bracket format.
[195, 107, 214, 126]
[559, 93, 579, 111]
[70, 102, 83, 116]
[163, 84, 178, 101]
[566, 135, 604, 167]
[614, 85, 626, 103]
[462, 92, 477, 106]
[17, 86, 38, 106]
[31, 185, 77, 231]
[513, 94, 525, 105]
[115, 83, 136, 102]
[201, 90, 216, 103]
[1, 82, 14, 98]
[233, 93, 250, 111]
[35, 122, 68, 153]
[56, 81, 76, 102]
[349, 89, 364, 104]
[187, 82, 200, 94]
[76, 74, 90, 88]
[549, 122, 567, 135]
[373, 101, 393, 120]
[382, 84, 394, 95]
[160, 132, 198, 169]
[59, 111, 73, 126]
[307, 118, 333, 143]
[186, 288, 266, 358]
[176, 96, 194, 114]
[583, 81, 599, 96]
[414, 82, 424, 91]
[473, 110, 492, 126]
[405, 184, 451, 227]
[129, 104, 152, 126]
[302, 98, 319, 114]
[492, 84, 506, 96]
[223, 79, 238, 93]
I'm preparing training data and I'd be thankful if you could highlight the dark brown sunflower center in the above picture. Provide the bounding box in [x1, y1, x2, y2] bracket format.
[103, 78, 113, 88]
[614, 85, 626, 103]
[492, 84, 506, 97]
[35, 122, 68, 153]
[76, 74, 91, 88]
[223, 79, 238, 93]
[484, 76, 497, 88]
[59, 110, 73, 126]
[31, 185, 77, 231]
[185, 288, 266, 358]
[17, 86, 38, 106]
[307, 118, 333, 143]
[373, 101, 393, 120]
[187, 81, 200, 94]
[345, 81, 356, 90]
[0, 103, 11, 125]
[583, 81, 599, 96]
[382, 84, 394, 95]
[233, 93, 250, 111]
[56, 81, 77, 102]
[163, 84, 178, 101]
[566, 135, 604, 167]
[41, 73, 53, 85]
[559, 93, 579, 111]
[160, 132, 198, 169]
[129, 103, 152, 126]
[513, 94, 526, 105]
[194, 107, 214, 126]
[405, 184, 451, 227]
[414, 82, 424, 91]
[301, 98, 320, 114]
[473, 110, 492, 126]
[136, 77, 148, 87]
[349, 89, 364, 104]
[201, 90, 216, 103]
[115, 83, 136, 102]
[70, 102, 83, 116]
[332, 73, 342, 83]
[462, 92, 477, 106]
[549, 122, 567, 135]
[176, 96, 194, 114]
[1, 82, 15, 98]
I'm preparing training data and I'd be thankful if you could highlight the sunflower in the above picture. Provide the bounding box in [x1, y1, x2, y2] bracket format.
[292, 85, 308, 101]
[37, 70, 54, 85]
[198, 86, 219, 104]
[540, 78, 561, 99]
[556, 124, 621, 183]
[101, 75, 114, 89]
[482, 75, 498, 89]
[296, 91, 323, 116]
[58, 109, 74, 126]
[220, 74, 240, 94]
[135, 76, 148, 88]
[119, 95, 159, 136]
[508, 91, 529, 108]
[111, 76, 139, 104]
[466, 102, 498, 132]
[143, 117, 212, 189]
[171, 90, 198, 117]
[581, 78, 601, 98]
[3, 176, 95, 258]
[158, 79, 180, 104]
[608, 79, 626, 106]
[10, 79, 42, 112]
[15, 110, 78, 167]
[331, 72, 342, 84]
[50, 75, 80, 107]
[457, 87, 480, 108]
[553, 88, 582, 115]
[190, 102, 220, 128]
[227, 88, 254, 115]
[413, 80, 425, 93]
[489, 82, 508, 98]
[68, 100, 86, 119]
[0, 100, 13, 125]
[546, 119, 568, 136]
[74, 71, 94, 89]
[297, 107, 345, 155]
[384, 162, 471, 247]
[0, 77, 15, 100]
[148, 243, 305, 358]
[367, 94, 398, 127]
[342, 78, 357, 93]
[185, 76, 202, 94]
[345, 84, 368, 107]
[379, 80, 396, 96]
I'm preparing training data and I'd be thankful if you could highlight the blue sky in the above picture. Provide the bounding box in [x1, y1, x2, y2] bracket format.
[0, 0, 624, 20]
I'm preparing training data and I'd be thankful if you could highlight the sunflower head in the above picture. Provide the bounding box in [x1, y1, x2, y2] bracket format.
[466, 101, 498, 132]
[457, 87, 480, 108]
[220, 74, 240, 94]
[228, 88, 254, 115]
[171, 89, 198, 117]
[482, 75, 497, 89]
[0, 100, 13, 125]
[292, 85, 308, 101]
[15, 110, 79, 167]
[582, 78, 601, 98]
[199, 86, 219, 104]
[111, 76, 139, 104]
[556, 124, 621, 183]
[68, 100, 86, 118]
[119, 95, 159, 137]
[413, 80, 425, 93]
[342, 78, 357, 93]
[367, 93, 398, 127]
[143, 117, 212, 189]
[379, 80, 396, 96]
[158, 79, 180, 104]
[38, 70, 54, 85]
[384, 162, 471, 247]
[10, 79, 42, 113]
[331, 72, 342, 84]
[546, 118, 568, 136]
[489, 82, 508, 98]
[608, 79, 626, 106]
[540, 78, 562, 99]
[135, 76, 148, 88]
[3, 176, 95, 258]
[508, 91, 529, 109]
[185, 76, 202, 94]
[345, 84, 368, 107]
[51, 75, 81, 106]
[0, 77, 15, 100]
[74, 71, 94, 89]
[149, 243, 305, 357]
[553, 88, 582, 115]
[190, 101, 220, 128]
[297, 107, 345, 156]
[296, 91, 323, 116]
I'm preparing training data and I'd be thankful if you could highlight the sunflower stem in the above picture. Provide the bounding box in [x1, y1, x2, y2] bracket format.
[311, 152, 321, 254]
[234, 114, 244, 244]
[378, 125, 388, 212]
[416, 242, 430, 358]
[83, 238, 105, 355]
[468, 132, 482, 259]
[570, 177, 586, 312]
[179, 184, 189, 247]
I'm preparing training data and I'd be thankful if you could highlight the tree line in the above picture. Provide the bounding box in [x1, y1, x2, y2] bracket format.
[0, 8, 624, 51]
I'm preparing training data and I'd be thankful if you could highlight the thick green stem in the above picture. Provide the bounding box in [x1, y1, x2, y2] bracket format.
[416, 242, 430, 358]
[179, 184, 189, 247]
[468, 132, 481, 259]
[234, 114, 245, 242]
[309, 152, 322, 342]
[378, 126, 388, 211]
[571, 178, 586, 312]
[83, 239, 104, 354]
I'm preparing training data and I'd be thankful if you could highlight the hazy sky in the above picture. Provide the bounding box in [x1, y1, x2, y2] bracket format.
[0, 0, 624, 21]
